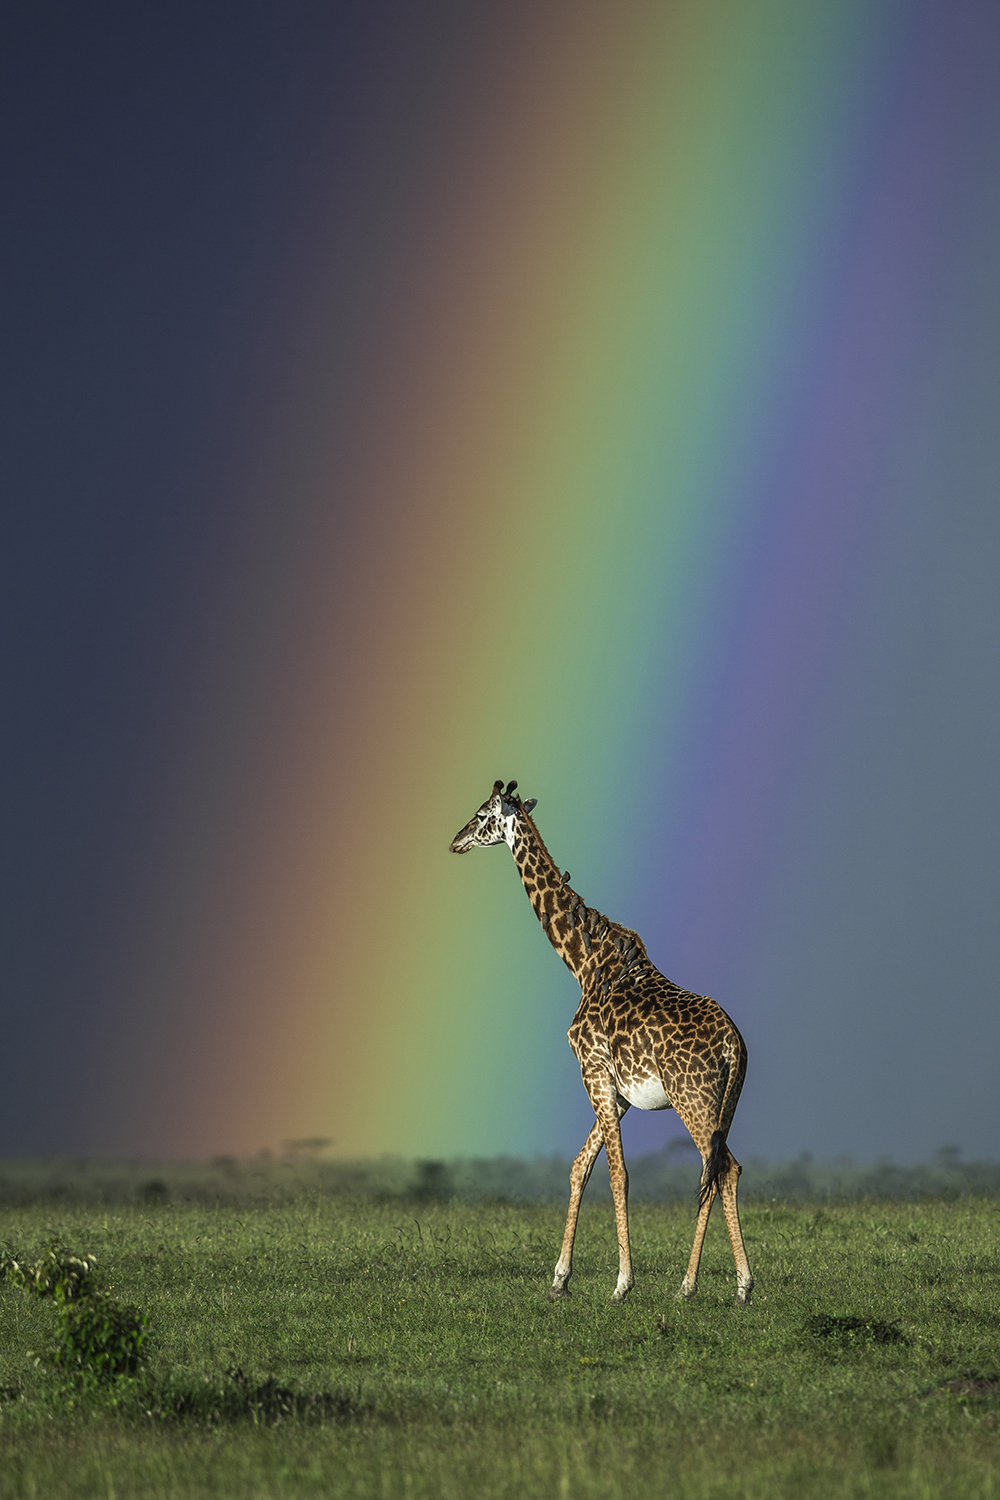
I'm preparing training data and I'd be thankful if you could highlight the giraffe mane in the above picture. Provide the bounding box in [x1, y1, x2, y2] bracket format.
[515, 796, 645, 955]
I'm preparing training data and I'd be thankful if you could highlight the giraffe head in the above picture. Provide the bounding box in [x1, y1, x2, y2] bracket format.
[449, 779, 537, 853]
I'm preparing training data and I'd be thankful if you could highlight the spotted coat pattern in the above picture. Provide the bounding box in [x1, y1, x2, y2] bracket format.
[450, 780, 753, 1306]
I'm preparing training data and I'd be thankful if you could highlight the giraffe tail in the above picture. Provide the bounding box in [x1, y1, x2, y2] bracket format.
[698, 1130, 731, 1211]
[697, 1044, 740, 1210]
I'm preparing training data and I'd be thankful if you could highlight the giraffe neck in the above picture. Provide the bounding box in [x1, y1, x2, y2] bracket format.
[503, 806, 644, 990]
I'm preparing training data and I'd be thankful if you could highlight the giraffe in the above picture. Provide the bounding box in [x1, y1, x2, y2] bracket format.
[450, 779, 753, 1306]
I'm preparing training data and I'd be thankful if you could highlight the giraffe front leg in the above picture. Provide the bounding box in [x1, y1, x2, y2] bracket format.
[589, 1079, 633, 1304]
[550, 1120, 604, 1300]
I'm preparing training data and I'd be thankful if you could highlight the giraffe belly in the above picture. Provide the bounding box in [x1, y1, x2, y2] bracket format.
[616, 1074, 671, 1111]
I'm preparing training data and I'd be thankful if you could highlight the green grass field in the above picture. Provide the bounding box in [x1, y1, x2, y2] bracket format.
[1, 1190, 998, 1498]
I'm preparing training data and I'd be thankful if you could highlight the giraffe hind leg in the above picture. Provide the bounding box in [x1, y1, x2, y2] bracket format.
[678, 1139, 754, 1306]
[672, 1115, 720, 1300]
[719, 1151, 753, 1304]
[678, 1180, 714, 1299]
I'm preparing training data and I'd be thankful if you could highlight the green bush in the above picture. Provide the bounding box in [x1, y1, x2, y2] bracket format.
[55, 1293, 147, 1380]
[2, 1241, 147, 1382]
[2, 1243, 96, 1302]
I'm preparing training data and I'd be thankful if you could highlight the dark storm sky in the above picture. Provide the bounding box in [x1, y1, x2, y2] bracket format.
[1, 0, 457, 1151]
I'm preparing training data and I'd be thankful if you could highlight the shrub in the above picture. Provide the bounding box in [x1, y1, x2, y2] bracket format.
[55, 1293, 147, 1380]
[2, 1244, 96, 1302]
[2, 1242, 147, 1382]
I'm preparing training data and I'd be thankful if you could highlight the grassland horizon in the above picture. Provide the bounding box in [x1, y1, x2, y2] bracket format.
[3, 1147, 998, 1211]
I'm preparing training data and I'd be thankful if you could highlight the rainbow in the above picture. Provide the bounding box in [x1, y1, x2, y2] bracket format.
[97, 1, 998, 1160]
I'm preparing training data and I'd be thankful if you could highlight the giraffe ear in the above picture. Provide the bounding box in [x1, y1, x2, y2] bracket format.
[524, 798, 537, 813]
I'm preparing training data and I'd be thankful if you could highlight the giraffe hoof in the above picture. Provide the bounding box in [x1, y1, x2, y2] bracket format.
[736, 1284, 753, 1307]
[548, 1285, 570, 1302]
[676, 1281, 697, 1301]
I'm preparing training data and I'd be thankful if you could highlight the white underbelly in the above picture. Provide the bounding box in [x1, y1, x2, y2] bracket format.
[616, 1074, 671, 1111]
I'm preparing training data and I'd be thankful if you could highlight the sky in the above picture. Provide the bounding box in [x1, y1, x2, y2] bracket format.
[2, 0, 999, 1165]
